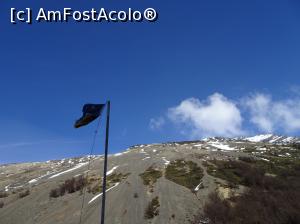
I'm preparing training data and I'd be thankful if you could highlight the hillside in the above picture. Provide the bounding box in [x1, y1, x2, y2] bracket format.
[0, 135, 299, 224]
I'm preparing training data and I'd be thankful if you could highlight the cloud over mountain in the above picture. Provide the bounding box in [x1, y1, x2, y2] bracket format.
[167, 93, 244, 138]
[149, 117, 165, 130]
[244, 93, 300, 133]
[151, 91, 300, 138]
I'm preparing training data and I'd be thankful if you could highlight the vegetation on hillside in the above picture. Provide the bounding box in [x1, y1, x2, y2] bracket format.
[50, 172, 130, 198]
[50, 176, 87, 198]
[87, 172, 130, 194]
[139, 166, 162, 192]
[18, 189, 30, 198]
[0, 192, 8, 198]
[197, 157, 300, 224]
[165, 160, 203, 191]
[144, 196, 160, 219]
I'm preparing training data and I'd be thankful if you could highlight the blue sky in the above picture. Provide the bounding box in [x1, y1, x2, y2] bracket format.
[1, 0, 300, 163]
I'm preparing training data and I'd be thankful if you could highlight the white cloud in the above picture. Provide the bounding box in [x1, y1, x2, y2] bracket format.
[167, 93, 244, 138]
[243, 93, 274, 132]
[149, 117, 165, 130]
[244, 93, 300, 133]
[153, 91, 300, 138]
[290, 85, 300, 96]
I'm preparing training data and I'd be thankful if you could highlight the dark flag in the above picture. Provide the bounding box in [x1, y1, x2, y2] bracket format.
[75, 101, 110, 224]
[74, 104, 105, 128]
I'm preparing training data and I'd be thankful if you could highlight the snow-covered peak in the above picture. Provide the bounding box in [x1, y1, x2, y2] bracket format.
[201, 137, 227, 142]
[244, 134, 274, 142]
[244, 134, 299, 144]
[200, 134, 299, 144]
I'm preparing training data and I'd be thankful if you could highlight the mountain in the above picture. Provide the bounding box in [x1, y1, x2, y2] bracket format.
[243, 134, 300, 144]
[0, 136, 299, 224]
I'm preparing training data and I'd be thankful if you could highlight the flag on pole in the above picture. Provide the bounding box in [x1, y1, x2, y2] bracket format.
[74, 104, 105, 128]
[74, 101, 110, 224]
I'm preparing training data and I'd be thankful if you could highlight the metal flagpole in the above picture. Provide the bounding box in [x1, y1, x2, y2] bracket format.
[100, 100, 110, 224]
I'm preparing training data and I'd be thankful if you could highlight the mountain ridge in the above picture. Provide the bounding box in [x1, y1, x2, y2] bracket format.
[0, 135, 299, 224]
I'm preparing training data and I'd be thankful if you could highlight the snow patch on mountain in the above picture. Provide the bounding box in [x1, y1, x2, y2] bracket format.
[208, 142, 236, 151]
[49, 162, 88, 179]
[88, 182, 120, 204]
[162, 157, 170, 165]
[244, 134, 299, 144]
[106, 166, 119, 176]
[245, 134, 274, 142]
[194, 181, 203, 191]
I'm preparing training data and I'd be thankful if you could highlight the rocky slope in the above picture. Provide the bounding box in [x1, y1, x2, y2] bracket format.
[0, 135, 299, 224]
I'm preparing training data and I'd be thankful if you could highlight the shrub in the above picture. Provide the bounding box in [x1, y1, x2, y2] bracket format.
[50, 172, 130, 198]
[12, 188, 23, 194]
[197, 159, 300, 224]
[291, 143, 300, 150]
[238, 156, 256, 163]
[107, 173, 130, 184]
[87, 172, 130, 195]
[65, 178, 76, 193]
[206, 160, 265, 187]
[88, 184, 102, 194]
[144, 196, 160, 219]
[201, 186, 300, 224]
[19, 189, 30, 198]
[75, 175, 87, 191]
[49, 189, 60, 198]
[49, 176, 87, 198]
[0, 192, 8, 198]
[140, 166, 162, 186]
[165, 160, 203, 191]
[203, 192, 232, 224]
[59, 184, 66, 196]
